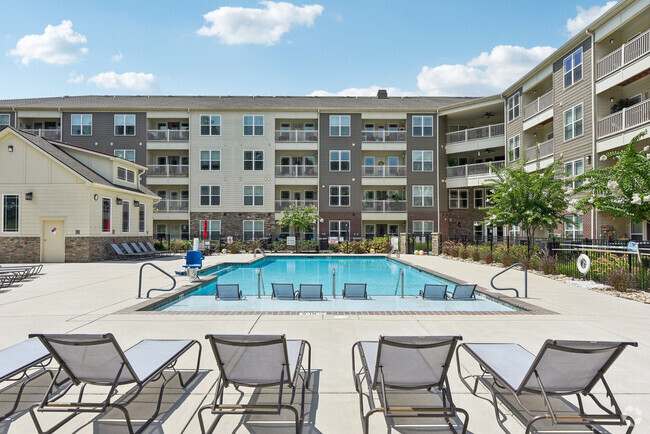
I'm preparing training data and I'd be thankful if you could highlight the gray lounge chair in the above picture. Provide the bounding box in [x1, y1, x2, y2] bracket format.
[272, 283, 297, 299]
[447, 284, 477, 299]
[456, 339, 638, 433]
[110, 243, 140, 260]
[199, 334, 311, 434]
[343, 283, 367, 299]
[146, 241, 172, 256]
[28, 333, 201, 433]
[298, 284, 323, 300]
[215, 284, 243, 300]
[139, 242, 163, 257]
[130, 242, 155, 257]
[420, 284, 448, 299]
[122, 242, 146, 259]
[352, 335, 468, 434]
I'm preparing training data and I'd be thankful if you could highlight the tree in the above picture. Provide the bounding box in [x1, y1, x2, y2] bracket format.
[574, 131, 650, 223]
[482, 157, 572, 257]
[276, 204, 322, 252]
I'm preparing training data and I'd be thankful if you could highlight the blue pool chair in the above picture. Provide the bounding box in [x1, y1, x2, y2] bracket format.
[343, 283, 368, 299]
[183, 251, 204, 280]
[298, 284, 323, 300]
[420, 284, 448, 300]
[216, 284, 243, 300]
[271, 283, 297, 299]
[446, 284, 477, 299]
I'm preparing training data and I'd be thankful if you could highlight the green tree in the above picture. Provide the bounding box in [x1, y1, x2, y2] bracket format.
[277, 204, 322, 252]
[482, 158, 572, 257]
[574, 131, 650, 223]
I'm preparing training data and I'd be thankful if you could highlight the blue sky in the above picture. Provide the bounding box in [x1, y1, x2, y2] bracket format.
[0, 0, 618, 98]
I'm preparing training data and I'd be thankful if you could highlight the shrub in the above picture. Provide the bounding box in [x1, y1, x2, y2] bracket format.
[269, 241, 287, 252]
[227, 240, 246, 254]
[442, 240, 458, 256]
[298, 240, 318, 251]
[539, 250, 556, 275]
[500, 253, 513, 267]
[459, 245, 469, 259]
[370, 237, 392, 253]
[482, 250, 494, 264]
[470, 246, 481, 262]
[605, 268, 632, 292]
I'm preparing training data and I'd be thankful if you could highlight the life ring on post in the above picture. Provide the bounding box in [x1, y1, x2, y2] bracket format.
[577, 254, 591, 275]
[378, 161, 385, 166]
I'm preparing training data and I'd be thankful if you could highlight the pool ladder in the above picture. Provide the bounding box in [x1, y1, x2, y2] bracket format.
[137, 263, 177, 299]
[257, 269, 268, 298]
[393, 269, 405, 298]
[254, 248, 266, 258]
[388, 246, 400, 258]
[490, 262, 528, 298]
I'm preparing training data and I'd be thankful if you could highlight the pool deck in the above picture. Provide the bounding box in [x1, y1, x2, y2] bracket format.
[0, 253, 648, 433]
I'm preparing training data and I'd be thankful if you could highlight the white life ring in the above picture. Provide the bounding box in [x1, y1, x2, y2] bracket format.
[577, 254, 591, 274]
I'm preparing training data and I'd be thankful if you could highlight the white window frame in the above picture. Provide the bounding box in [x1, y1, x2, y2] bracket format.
[114, 149, 135, 162]
[0, 114, 10, 130]
[117, 166, 135, 184]
[329, 185, 350, 207]
[508, 135, 520, 162]
[413, 220, 434, 236]
[449, 189, 469, 209]
[474, 188, 484, 208]
[412, 185, 434, 207]
[71, 114, 92, 136]
[563, 103, 584, 141]
[412, 150, 433, 172]
[200, 220, 222, 241]
[243, 220, 264, 241]
[329, 150, 350, 172]
[114, 114, 136, 136]
[122, 201, 130, 233]
[507, 93, 520, 122]
[200, 114, 221, 136]
[329, 220, 350, 239]
[364, 224, 375, 238]
[509, 225, 521, 239]
[243, 115, 264, 136]
[329, 115, 351, 136]
[243, 185, 264, 206]
[101, 197, 111, 233]
[564, 159, 584, 189]
[138, 204, 146, 233]
[200, 150, 220, 171]
[564, 215, 583, 239]
[2, 194, 19, 233]
[563, 47, 583, 89]
[412, 115, 433, 137]
[200, 185, 221, 206]
[243, 150, 264, 171]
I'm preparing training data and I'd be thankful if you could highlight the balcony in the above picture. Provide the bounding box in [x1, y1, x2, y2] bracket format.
[275, 199, 318, 212]
[524, 138, 554, 160]
[446, 123, 504, 144]
[362, 165, 406, 177]
[275, 165, 318, 177]
[147, 130, 189, 141]
[446, 161, 504, 188]
[597, 29, 649, 80]
[154, 199, 189, 213]
[275, 130, 318, 142]
[20, 128, 61, 141]
[147, 164, 189, 177]
[597, 100, 650, 139]
[361, 200, 407, 212]
[524, 90, 553, 120]
[361, 131, 406, 142]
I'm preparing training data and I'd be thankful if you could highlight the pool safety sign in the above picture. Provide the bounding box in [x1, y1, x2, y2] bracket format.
[286, 236, 296, 246]
[328, 237, 339, 244]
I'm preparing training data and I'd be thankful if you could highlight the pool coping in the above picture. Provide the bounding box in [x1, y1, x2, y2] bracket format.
[117, 254, 556, 316]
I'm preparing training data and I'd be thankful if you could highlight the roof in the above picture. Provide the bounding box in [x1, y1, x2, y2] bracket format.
[0, 95, 479, 111]
[8, 128, 156, 197]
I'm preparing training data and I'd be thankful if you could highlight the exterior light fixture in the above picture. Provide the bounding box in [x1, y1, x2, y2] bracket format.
[8, 145, 13, 152]
[116, 198, 123, 205]
[586, 155, 592, 165]
[25, 192, 33, 200]
[133, 200, 140, 207]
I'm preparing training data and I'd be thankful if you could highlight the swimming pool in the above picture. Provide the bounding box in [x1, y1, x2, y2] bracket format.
[153, 256, 518, 313]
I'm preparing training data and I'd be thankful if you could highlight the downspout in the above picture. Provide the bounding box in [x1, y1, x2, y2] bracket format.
[317, 107, 321, 238]
[436, 111, 440, 233]
[586, 29, 597, 239]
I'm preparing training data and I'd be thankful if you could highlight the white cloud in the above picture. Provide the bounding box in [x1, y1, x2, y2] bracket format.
[111, 51, 123, 62]
[87, 71, 156, 91]
[9, 20, 88, 65]
[566, 2, 617, 37]
[197, 1, 324, 45]
[67, 71, 84, 84]
[310, 86, 415, 97]
[416, 45, 556, 96]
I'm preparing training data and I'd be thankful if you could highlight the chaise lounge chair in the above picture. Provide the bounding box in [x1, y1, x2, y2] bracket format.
[343, 283, 368, 299]
[215, 284, 243, 300]
[446, 284, 477, 299]
[352, 335, 468, 433]
[456, 339, 638, 433]
[198, 334, 311, 434]
[130, 242, 157, 258]
[146, 241, 172, 256]
[110, 243, 140, 260]
[28, 333, 201, 433]
[298, 284, 323, 300]
[420, 284, 448, 300]
[272, 283, 297, 299]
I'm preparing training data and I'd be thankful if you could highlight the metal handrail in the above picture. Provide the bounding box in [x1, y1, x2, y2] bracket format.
[332, 268, 336, 298]
[393, 269, 405, 297]
[257, 269, 262, 298]
[138, 263, 177, 298]
[490, 262, 527, 298]
[254, 247, 266, 258]
[388, 246, 400, 258]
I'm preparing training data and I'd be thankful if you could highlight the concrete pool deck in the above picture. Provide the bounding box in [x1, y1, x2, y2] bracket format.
[0, 253, 648, 433]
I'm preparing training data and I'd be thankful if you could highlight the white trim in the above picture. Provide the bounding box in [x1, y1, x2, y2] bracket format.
[449, 189, 469, 209]
[243, 219, 264, 240]
[243, 185, 264, 206]
[70, 113, 92, 136]
[329, 185, 351, 207]
[411, 115, 434, 137]
[122, 200, 130, 233]
[1, 194, 19, 233]
[114, 149, 136, 162]
[199, 185, 221, 206]
[412, 185, 434, 207]
[329, 150, 351, 172]
[563, 103, 584, 142]
[243, 149, 264, 171]
[563, 46, 583, 89]
[199, 149, 221, 171]
[243, 114, 264, 136]
[138, 203, 146, 233]
[101, 197, 112, 233]
[411, 150, 433, 172]
[329, 115, 351, 136]
[199, 114, 221, 136]
[473, 188, 484, 208]
[507, 92, 520, 122]
[113, 114, 136, 136]
[508, 134, 521, 162]
[116, 166, 136, 184]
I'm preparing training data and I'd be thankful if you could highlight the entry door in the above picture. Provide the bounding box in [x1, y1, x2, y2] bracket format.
[42, 220, 65, 263]
[376, 224, 387, 237]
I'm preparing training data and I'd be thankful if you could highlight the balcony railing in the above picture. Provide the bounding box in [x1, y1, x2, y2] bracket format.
[275, 130, 318, 142]
[362, 165, 406, 177]
[597, 100, 650, 139]
[20, 128, 61, 140]
[361, 131, 406, 142]
[275, 199, 318, 211]
[596, 28, 650, 79]
[446, 161, 504, 178]
[446, 123, 504, 144]
[524, 138, 554, 160]
[524, 90, 553, 119]
[147, 164, 189, 177]
[361, 200, 407, 212]
[147, 130, 189, 141]
[275, 165, 318, 177]
[154, 199, 189, 212]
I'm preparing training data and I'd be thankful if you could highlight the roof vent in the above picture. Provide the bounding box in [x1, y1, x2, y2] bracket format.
[377, 89, 388, 99]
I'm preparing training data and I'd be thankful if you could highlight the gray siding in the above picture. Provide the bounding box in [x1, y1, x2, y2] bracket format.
[505, 87, 523, 167]
[406, 113, 438, 213]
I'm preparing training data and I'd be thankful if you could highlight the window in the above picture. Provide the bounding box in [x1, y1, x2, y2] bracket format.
[2, 195, 18, 232]
[0, 114, 9, 131]
[474, 222, 485, 241]
[138, 204, 145, 232]
[329, 185, 350, 206]
[243, 185, 264, 206]
[413, 221, 434, 240]
[449, 190, 468, 209]
[364, 224, 375, 239]
[564, 104, 583, 141]
[200, 115, 221, 135]
[412, 186, 434, 207]
[508, 135, 520, 162]
[117, 167, 135, 183]
[630, 220, 644, 241]
[412, 151, 433, 171]
[564, 215, 583, 239]
[200, 220, 221, 241]
[565, 159, 584, 189]
[329, 115, 350, 136]
[329, 220, 350, 239]
[507, 93, 520, 122]
[563, 47, 583, 88]
[71, 114, 92, 135]
[122, 201, 130, 232]
[244, 150, 264, 170]
[329, 150, 350, 171]
[200, 185, 221, 206]
[200, 150, 220, 170]
[243, 115, 264, 136]
[509, 225, 521, 239]
[101, 198, 111, 232]
[114, 115, 135, 136]
[474, 189, 484, 208]
[412, 116, 433, 137]
[114, 149, 135, 162]
[243, 220, 264, 241]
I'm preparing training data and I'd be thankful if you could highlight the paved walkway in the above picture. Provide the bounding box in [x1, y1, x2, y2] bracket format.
[0, 254, 647, 433]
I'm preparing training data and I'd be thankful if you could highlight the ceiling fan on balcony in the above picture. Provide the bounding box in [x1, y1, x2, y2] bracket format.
[484, 112, 495, 118]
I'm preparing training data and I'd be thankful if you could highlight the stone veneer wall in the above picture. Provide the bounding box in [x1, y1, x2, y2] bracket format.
[448, 208, 488, 238]
[0, 237, 40, 263]
[66, 236, 154, 262]
[190, 212, 276, 239]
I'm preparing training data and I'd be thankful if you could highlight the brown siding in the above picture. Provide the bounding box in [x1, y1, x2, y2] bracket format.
[406, 113, 438, 213]
[505, 87, 524, 167]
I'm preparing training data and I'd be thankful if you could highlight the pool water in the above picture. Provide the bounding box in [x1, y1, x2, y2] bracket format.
[154, 256, 517, 312]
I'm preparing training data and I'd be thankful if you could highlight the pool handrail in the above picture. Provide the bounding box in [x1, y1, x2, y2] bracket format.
[490, 262, 527, 298]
